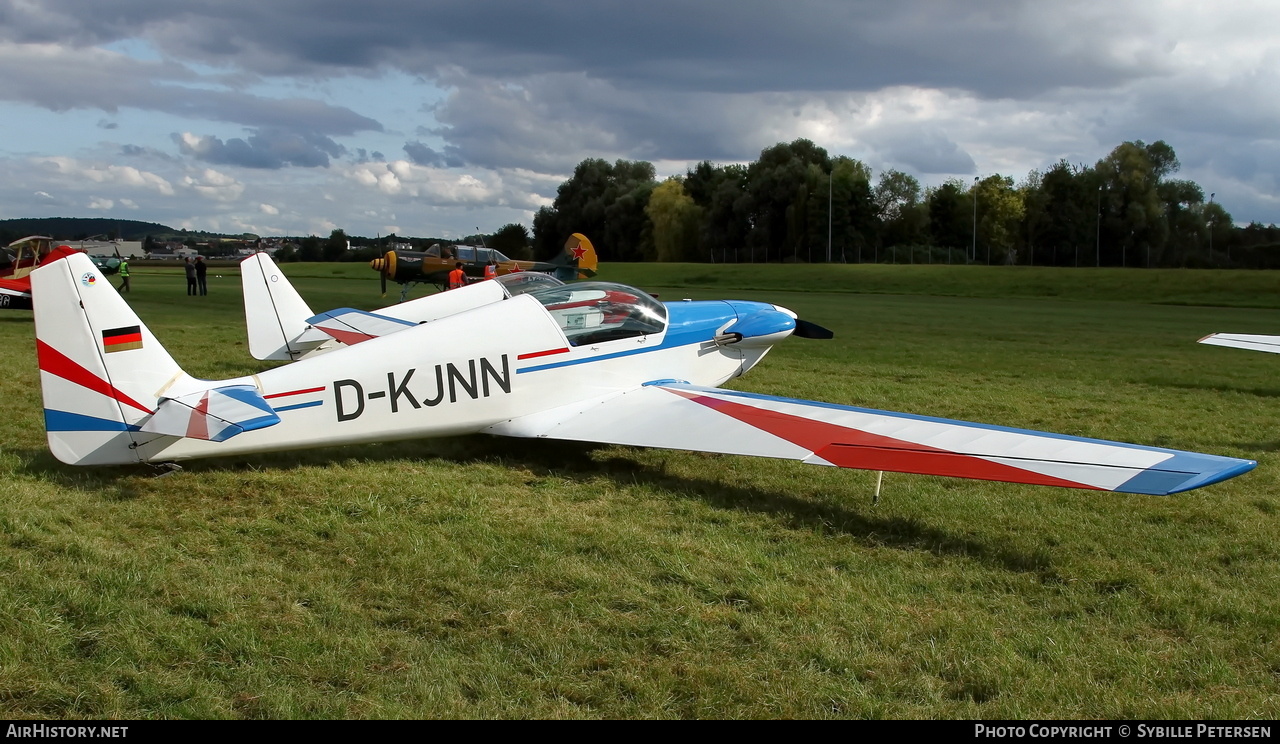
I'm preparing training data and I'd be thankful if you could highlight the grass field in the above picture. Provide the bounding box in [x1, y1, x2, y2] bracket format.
[2, 262, 1279, 719]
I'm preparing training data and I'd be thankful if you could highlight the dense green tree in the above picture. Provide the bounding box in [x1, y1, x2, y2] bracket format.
[533, 158, 657, 262]
[745, 139, 831, 262]
[927, 181, 971, 258]
[524, 137, 1269, 269]
[491, 223, 532, 259]
[323, 229, 349, 261]
[1021, 161, 1099, 267]
[1096, 140, 1175, 267]
[298, 235, 322, 262]
[875, 169, 928, 251]
[974, 175, 1024, 265]
[646, 178, 702, 262]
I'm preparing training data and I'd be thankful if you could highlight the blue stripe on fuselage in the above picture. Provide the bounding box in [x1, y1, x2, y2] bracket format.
[516, 300, 738, 374]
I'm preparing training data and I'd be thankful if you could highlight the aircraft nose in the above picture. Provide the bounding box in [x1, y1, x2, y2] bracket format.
[722, 306, 797, 347]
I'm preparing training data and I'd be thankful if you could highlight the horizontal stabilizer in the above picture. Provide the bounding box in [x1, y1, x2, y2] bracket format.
[306, 307, 418, 346]
[487, 383, 1254, 496]
[140, 384, 280, 442]
[1198, 333, 1280, 355]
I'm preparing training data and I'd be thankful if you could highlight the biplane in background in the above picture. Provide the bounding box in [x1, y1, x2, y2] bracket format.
[31, 251, 1256, 499]
[1199, 333, 1280, 354]
[0, 236, 85, 310]
[369, 233, 598, 300]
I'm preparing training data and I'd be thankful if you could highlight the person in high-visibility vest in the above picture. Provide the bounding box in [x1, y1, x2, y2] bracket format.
[117, 258, 131, 292]
[483, 259, 497, 280]
[448, 261, 467, 290]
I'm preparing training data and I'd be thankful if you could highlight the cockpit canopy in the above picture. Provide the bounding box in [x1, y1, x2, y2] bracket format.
[494, 271, 563, 296]
[525, 281, 667, 346]
[423, 243, 513, 263]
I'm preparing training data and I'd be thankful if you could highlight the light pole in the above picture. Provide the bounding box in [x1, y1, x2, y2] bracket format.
[1208, 192, 1216, 259]
[971, 176, 979, 263]
[1095, 185, 1103, 267]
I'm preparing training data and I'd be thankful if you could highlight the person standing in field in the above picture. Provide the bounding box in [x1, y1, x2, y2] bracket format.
[448, 261, 467, 290]
[484, 258, 498, 280]
[195, 256, 208, 295]
[184, 257, 197, 296]
[117, 258, 131, 292]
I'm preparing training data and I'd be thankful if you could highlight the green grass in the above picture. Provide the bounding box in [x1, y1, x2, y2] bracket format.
[2, 263, 1280, 718]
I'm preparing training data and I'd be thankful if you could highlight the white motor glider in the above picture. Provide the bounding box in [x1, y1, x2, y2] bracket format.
[1198, 333, 1280, 355]
[34, 253, 1254, 496]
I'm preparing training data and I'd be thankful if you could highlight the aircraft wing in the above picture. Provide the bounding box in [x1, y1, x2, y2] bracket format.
[486, 383, 1254, 495]
[139, 384, 280, 442]
[1198, 333, 1280, 354]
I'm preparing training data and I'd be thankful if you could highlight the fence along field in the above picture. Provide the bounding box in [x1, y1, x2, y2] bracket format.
[0, 262, 1278, 718]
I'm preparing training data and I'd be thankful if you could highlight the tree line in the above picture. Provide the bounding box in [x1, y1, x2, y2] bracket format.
[530, 139, 1280, 269]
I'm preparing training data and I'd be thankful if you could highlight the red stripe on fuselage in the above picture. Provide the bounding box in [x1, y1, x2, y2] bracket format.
[665, 388, 1099, 490]
[517, 347, 570, 360]
[264, 386, 327, 399]
[36, 339, 152, 414]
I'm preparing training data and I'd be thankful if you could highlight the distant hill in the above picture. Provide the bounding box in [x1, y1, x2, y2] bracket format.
[0, 217, 177, 244]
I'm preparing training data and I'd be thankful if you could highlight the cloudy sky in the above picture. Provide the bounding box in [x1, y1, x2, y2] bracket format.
[0, 0, 1276, 239]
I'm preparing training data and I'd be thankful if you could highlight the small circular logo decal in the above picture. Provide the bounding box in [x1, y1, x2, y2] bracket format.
[81, 272, 97, 287]
[270, 274, 279, 282]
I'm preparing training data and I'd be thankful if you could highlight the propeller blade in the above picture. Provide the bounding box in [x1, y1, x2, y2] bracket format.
[793, 318, 834, 340]
[381, 268, 387, 297]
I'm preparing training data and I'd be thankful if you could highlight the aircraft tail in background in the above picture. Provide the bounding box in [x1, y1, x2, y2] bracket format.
[241, 252, 331, 360]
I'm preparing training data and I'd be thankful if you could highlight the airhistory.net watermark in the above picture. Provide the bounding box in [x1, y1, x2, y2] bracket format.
[6, 725, 128, 739]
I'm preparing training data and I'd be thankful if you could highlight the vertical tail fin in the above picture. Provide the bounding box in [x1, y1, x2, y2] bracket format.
[240, 252, 325, 360]
[552, 233, 598, 280]
[32, 254, 184, 465]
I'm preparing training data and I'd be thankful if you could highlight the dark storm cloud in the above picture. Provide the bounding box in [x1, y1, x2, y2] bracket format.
[427, 72, 766, 171]
[863, 126, 977, 175]
[174, 129, 347, 169]
[403, 141, 465, 168]
[0, 1, 1163, 98]
[0, 44, 382, 135]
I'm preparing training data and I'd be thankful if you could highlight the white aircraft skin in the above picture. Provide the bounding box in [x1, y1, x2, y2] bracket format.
[34, 252, 1256, 496]
[1198, 333, 1280, 355]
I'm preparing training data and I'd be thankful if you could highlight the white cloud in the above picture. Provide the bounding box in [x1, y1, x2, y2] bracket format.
[182, 168, 244, 202]
[37, 156, 175, 195]
[259, 203, 280, 215]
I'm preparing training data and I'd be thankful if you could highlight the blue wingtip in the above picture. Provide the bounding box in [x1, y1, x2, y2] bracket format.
[1116, 454, 1258, 495]
[1166, 457, 1258, 494]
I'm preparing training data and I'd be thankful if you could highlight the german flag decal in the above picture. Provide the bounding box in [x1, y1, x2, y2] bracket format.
[102, 325, 143, 353]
